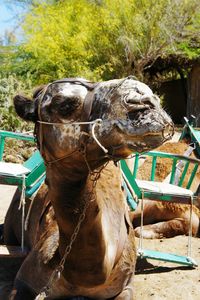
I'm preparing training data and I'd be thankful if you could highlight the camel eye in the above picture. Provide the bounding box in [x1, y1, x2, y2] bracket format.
[49, 95, 81, 117]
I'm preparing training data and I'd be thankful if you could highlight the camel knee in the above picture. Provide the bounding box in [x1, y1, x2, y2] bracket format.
[114, 287, 135, 300]
[114, 272, 135, 300]
[190, 213, 199, 236]
[9, 279, 36, 300]
[179, 212, 199, 236]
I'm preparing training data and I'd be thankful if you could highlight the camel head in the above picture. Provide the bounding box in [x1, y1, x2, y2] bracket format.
[14, 77, 174, 171]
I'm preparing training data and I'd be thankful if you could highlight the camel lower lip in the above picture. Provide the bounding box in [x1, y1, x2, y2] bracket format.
[127, 135, 165, 152]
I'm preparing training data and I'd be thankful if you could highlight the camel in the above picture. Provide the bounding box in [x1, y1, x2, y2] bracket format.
[130, 141, 200, 239]
[4, 77, 173, 299]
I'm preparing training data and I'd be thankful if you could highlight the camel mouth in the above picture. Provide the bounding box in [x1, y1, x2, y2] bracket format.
[116, 107, 174, 152]
[128, 107, 173, 135]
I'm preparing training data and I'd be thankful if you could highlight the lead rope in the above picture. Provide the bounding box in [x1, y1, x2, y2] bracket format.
[37, 118, 108, 165]
[138, 190, 144, 257]
[186, 195, 198, 267]
[35, 192, 92, 300]
[18, 174, 26, 251]
[187, 196, 193, 261]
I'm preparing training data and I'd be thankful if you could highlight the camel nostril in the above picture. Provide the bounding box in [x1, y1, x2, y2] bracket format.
[163, 123, 175, 140]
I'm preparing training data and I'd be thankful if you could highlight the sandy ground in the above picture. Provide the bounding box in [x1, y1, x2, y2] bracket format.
[0, 131, 200, 299]
[0, 185, 17, 224]
[0, 236, 199, 299]
[134, 236, 200, 300]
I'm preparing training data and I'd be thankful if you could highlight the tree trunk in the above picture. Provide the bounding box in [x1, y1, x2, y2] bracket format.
[187, 64, 200, 126]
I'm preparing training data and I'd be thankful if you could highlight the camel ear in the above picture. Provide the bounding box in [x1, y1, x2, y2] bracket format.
[13, 95, 37, 122]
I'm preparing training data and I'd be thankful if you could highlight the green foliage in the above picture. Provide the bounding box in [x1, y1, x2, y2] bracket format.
[0, 74, 33, 131]
[177, 6, 200, 60]
[3, 0, 200, 83]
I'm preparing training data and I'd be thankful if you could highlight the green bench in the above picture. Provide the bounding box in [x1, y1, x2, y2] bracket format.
[0, 130, 45, 197]
[120, 150, 200, 267]
[180, 116, 200, 157]
[0, 130, 46, 251]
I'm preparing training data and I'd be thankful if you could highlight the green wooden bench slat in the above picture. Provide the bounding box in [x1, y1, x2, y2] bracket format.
[143, 191, 193, 204]
[0, 130, 45, 197]
[180, 117, 200, 157]
[25, 175, 45, 197]
[0, 151, 45, 189]
[138, 249, 197, 267]
[0, 137, 5, 160]
[0, 130, 35, 161]
[187, 163, 198, 189]
[170, 158, 178, 184]
[120, 160, 142, 198]
[133, 153, 139, 179]
[150, 156, 157, 181]
[23, 150, 45, 187]
[0, 130, 35, 141]
[178, 161, 190, 187]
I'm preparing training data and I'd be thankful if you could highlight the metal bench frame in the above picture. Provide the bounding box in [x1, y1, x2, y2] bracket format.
[0, 130, 45, 197]
[120, 151, 200, 267]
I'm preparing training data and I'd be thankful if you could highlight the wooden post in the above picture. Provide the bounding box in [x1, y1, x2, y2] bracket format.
[187, 64, 200, 126]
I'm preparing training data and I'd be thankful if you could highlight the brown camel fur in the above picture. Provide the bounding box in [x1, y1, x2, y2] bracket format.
[130, 141, 200, 239]
[4, 77, 173, 299]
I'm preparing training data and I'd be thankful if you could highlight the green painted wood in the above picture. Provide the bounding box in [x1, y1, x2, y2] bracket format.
[0, 130, 35, 162]
[180, 117, 200, 157]
[120, 160, 141, 197]
[0, 136, 5, 161]
[24, 151, 45, 187]
[178, 161, 189, 187]
[133, 153, 139, 179]
[138, 249, 197, 267]
[170, 158, 178, 184]
[121, 143, 199, 267]
[0, 131, 46, 197]
[0, 130, 35, 142]
[150, 156, 157, 181]
[25, 163, 46, 187]
[123, 181, 137, 211]
[0, 151, 45, 187]
[187, 164, 198, 189]
[25, 175, 45, 197]
[143, 191, 192, 204]
[0, 176, 24, 186]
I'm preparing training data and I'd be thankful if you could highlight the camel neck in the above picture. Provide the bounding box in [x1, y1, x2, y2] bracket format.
[46, 171, 98, 235]
[44, 162, 126, 287]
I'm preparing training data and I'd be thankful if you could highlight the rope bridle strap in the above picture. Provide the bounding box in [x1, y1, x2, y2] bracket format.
[35, 199, 90, 299]
[36, 118, 108, 167]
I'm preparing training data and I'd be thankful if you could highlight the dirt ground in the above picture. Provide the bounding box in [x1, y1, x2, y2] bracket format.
[0, 132, 200, 299]
[135, 137, 200, 299]
[134, 236, 200, 300]
[0, 236, 199, 300]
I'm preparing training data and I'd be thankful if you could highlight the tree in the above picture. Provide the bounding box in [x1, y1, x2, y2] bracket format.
[7, 0, 200, 83]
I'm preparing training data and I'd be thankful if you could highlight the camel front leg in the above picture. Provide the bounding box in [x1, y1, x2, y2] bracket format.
[114, 273, 135, 300]
[134, 217, 199, 239]
[9, 279, 36, 300]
